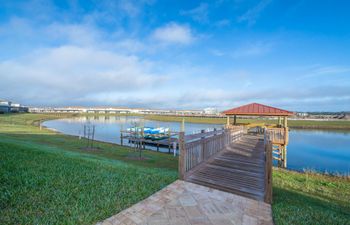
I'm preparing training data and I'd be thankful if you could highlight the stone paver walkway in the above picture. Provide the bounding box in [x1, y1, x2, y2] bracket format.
[97, 180, 273, 225]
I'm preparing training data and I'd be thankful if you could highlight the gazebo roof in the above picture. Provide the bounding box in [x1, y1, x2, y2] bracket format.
[223, 103, 294, 116]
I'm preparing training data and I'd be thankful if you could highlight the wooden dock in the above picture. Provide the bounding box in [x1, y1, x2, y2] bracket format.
[178, 127, 274, 204]
[121, 128, 228, 151]
[186, 134, 266, 201]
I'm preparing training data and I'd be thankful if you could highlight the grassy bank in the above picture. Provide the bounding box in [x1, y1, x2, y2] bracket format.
[0, 114, 177, 224]
[272, 169, 350, 224]
[1, 113, 349, 224]
[144, 115, 350, 129]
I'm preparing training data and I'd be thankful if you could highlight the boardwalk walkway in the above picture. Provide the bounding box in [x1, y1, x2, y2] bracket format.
[186, 134, 266, 201]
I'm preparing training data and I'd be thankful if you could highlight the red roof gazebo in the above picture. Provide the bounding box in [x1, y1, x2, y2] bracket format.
[223, 103, 293, 116]
[223, 103, 293, 169]
[222, 103, 294, 126]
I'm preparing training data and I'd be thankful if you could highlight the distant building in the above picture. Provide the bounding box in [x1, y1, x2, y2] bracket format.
[203, 107, 218, 115]
[0, 100, 11, 113]
[0, 99, 28, 113]
[296, 112, 308, 117]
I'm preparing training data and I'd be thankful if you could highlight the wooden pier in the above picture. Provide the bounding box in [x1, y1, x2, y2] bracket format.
[186, 134, 267, 201]
[178, 126, 279, 204]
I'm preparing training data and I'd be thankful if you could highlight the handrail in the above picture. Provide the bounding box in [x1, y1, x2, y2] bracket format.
[265, 127, 287, 145]
[184, 129, 225, 142]
[178, 127, 244, 179]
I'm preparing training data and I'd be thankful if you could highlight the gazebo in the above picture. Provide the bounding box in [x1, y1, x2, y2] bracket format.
[222, 102, 294, 126]
[222, 103, 294, 168]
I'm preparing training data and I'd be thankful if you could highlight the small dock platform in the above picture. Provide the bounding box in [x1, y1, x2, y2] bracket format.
[121, 129, 227, 151]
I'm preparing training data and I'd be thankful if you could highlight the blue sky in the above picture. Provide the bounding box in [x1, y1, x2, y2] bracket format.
[0, 0, 349, 111]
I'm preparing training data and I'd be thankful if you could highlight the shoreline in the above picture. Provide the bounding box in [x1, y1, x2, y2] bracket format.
[40, 115, 350, 177]
[27, 112, 350, 130]
[40, 120, 174, 155]
[42, 122, 350, 177]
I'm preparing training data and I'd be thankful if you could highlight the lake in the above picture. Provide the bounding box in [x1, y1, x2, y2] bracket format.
[43, 116, 350, 175]
[43, 116, 223, 152]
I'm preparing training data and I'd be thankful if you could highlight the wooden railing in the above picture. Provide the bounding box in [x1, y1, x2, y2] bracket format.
[264, 140, 273, 204]
[265, 127, 288, 145]
[178, 127, 244, 179]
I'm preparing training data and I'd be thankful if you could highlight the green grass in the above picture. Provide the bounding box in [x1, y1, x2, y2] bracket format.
[1, 113, 350, 224]
[144, 115, 350, 129]
[0, 113, 177, 224]
[273, 169, 350, 224]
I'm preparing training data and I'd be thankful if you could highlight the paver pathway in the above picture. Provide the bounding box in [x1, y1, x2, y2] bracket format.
[97, 180, 273, 225]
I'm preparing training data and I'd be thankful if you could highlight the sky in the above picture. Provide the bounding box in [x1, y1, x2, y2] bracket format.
[0, 0, 349, 112]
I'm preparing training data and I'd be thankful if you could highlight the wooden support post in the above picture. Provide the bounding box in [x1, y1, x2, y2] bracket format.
[264, 141, 273, 204]
[181, 118, 185, 132]
[283, 116, 288, 128]
[168, 129, 171, 153]
[91, 125, 95, 148]
[283, 116, 288, 168]
[178, 132, 186, 180]
[280, 146, 284, 168]
[226, 116, 230, 128]
[234, 115, 237, 125]
[173, 142, 177, 157]
[284, 145, 287, 168]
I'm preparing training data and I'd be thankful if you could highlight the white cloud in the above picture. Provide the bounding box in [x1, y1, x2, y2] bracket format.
[215, 19, 231, 27]
[232, 41, 272, 58]
[313, 66, 350, 75]
[118, 0, 140, 17]
[297, 65, 350, 80]
[46, 23, 101, 45]
[210, 41, 272, 58]
[152, 23, 194, 45]
[238, 0, 272, 25]
[0, 46, 167, 105]
[180, 3, 209, 22]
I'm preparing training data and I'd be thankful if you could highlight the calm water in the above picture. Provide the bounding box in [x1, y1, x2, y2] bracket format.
[43, 116, 350, 175]
[288, 129, 350, 174]
[43, 116, 223, 152]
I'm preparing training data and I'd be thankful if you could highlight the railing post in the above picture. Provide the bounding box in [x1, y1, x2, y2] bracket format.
[178, 131, 186, 180]
[264, 141, 273, 204]
[226, 128, 229, 144]
[201, 130, 205, 160]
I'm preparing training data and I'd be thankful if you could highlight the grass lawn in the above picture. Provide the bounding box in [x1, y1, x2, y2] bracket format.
[1, 113, 349, 224]
[0, 113, 177, 224]
[273, 169, 350, 224]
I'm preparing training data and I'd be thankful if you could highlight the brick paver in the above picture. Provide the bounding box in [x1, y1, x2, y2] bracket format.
[97, 180, 273, 225]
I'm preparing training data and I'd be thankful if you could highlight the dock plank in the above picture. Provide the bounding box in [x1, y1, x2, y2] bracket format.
[186, 134, 266, 201]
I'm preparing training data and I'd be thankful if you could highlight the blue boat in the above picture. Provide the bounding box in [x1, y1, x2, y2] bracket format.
[127, 126, 170, 140]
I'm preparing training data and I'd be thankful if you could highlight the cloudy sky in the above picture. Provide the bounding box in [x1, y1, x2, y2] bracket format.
[0, 0, 349, 111]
